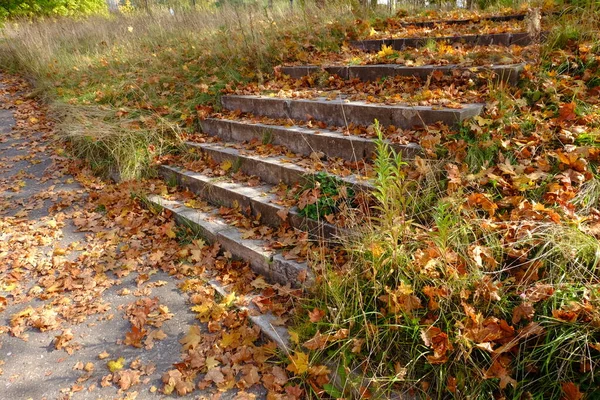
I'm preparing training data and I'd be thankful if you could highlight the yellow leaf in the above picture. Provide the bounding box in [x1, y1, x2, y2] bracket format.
[180, 325, 202, 350]
[287, 351, 309, 375]
[206, 356, 220, 370]
[184, 199, 203, 209]
[220, 160, 233, 172]
[107, 357, 125, 372]
[369, 27, 378, 37]
[165, 227, 177, 239]
[288, 330, 300, 344]
[377, 44, 395, 59]
[219, 331, 239, 348]
[1, 282, 17, 292]
[220, 292, 236, 307]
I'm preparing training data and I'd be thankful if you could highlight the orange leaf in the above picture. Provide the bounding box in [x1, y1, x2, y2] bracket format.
[562, 382, 583, 400]
[308, 308, 326, 323]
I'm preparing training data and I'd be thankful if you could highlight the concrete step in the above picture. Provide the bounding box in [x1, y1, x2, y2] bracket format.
[200, 118, 421, 162]
[399, 13, 526, 28]
[186, 141, 375, 192]
[147, 195, 312, 288]
[221, 95, 483, 129]
[158, 165, 343, 240]
[280, 63, 525, 85]
[350, 32, 536, 51]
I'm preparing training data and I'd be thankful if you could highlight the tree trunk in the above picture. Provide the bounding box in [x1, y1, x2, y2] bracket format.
[105, 0, 119, 13]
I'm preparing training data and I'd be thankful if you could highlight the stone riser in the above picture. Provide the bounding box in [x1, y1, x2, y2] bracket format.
[200, 118, 421, 162]
[400, 13, 526, 28]
[280, 63, 524, 85]
[221, 95, 483, 129]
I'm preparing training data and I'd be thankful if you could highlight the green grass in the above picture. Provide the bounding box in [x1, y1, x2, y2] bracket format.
[0, 0, 359, 179]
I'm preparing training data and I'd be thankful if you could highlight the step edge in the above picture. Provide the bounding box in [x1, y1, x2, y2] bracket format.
[185, 141, 376, 191]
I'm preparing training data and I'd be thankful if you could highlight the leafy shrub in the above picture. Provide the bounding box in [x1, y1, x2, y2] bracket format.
[0, 0, 107, 20]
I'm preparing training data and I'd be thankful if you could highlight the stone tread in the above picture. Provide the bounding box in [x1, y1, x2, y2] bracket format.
[200, 118, 421, 161]
[221, 95, 483, 129]
[207, 278, 291, 350]
[185, 141, 375, 192]
[280, 62, 525, 85]
[147, 194, 312, 288]
[350, 31, 537, 51]
[158, 164, 344, 240]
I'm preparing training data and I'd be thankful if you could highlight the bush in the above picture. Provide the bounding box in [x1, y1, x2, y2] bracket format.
[0, 0, 107, 20]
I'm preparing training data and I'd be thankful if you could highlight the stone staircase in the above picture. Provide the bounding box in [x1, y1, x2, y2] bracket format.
[148, 10, 533, 346]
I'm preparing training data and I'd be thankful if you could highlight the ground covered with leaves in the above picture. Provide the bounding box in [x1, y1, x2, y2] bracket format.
[0, 75, 311, 399]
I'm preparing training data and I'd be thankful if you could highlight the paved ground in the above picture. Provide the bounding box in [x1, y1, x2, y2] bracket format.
[0, 77, 271, 399]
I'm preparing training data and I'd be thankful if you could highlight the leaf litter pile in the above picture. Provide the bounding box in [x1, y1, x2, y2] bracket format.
[282, 11, 600, 400]
[0, 75, 312, 399]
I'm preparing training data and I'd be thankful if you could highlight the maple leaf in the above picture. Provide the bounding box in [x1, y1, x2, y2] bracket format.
[113, 369, 141, 391]
[378, 283, 422, 316]
[220, 331, 241, 348]
[288, 329, 300, 344]
[124, 325, 147, 348]
[180, 325, 202, 350]
[220, 160, 233, 172]
[465, 193, 498, 216]
[558, 102, 577, 122]
[285, 384, 304, 399]
[421, 326, 453, 364]
[377, 44, 395, 59]
[220, 291, 237, 307]
[162, 369, 194, 396]
[303, 331, 329, 351]
[286, 351, 309, 375]
[204, 367, 225, 384]
[144, 329, 167, 349]
[308, 308, 326, 323]
[512, 302, 535, 324]
[238, 364, 261, 389]
[483, 356, 517, 389]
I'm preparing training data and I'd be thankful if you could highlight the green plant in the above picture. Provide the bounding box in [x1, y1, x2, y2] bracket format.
[0, 0, 107, 20]
[296, 172, 354, 220]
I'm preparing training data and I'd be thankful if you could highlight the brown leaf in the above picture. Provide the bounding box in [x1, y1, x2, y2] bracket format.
[562, 382, 583, 400]
[512, 302, 535, 324]
[308, 308, 326, 323]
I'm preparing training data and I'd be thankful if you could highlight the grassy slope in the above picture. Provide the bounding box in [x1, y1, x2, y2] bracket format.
[0, 1, 356, 178]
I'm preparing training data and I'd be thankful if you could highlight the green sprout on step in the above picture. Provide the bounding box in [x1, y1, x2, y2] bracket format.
[296, 172, 354, 221]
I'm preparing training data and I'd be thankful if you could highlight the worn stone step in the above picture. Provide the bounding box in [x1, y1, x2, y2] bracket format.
[158, 165, 343, 240]
[350, 32, 536, 51]
[221, 95, 483, 129]
[399, 13, 526, 28]
[280, 62, 525, 85]
[147, 195, 312, 288]
[207, 278, 291, 350]
[186, 141, 374, 192]
[200, 118, 421, 162]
